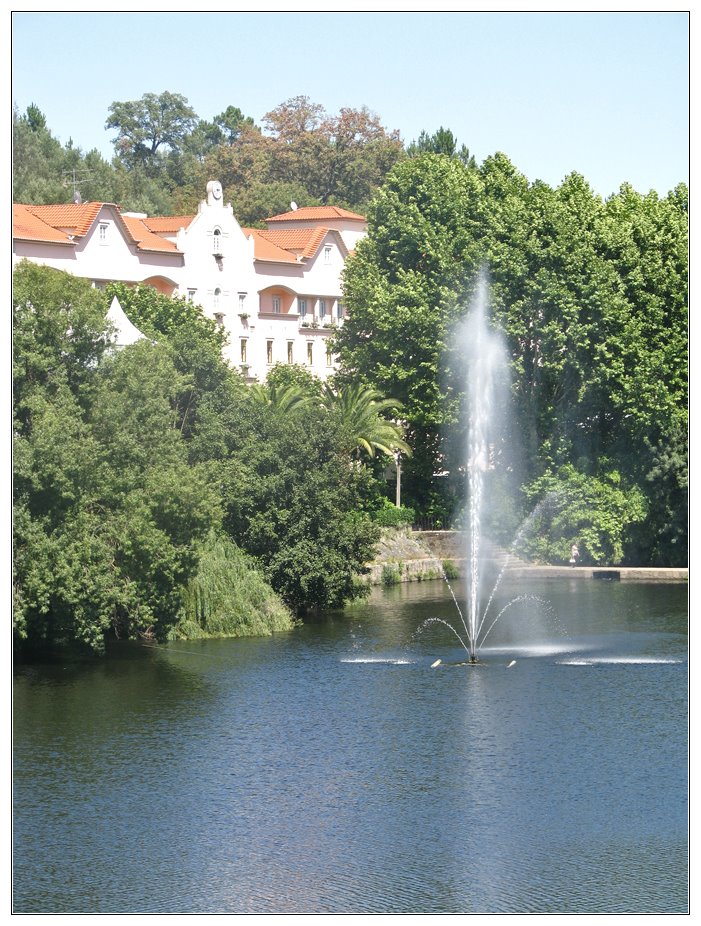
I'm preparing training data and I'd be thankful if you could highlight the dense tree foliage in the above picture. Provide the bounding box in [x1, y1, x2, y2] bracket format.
[14, 96, 405, 224]
[13, 266, 388, 655]
[216, 400, 380, 613]
[336, 153, 687, 564]
[13, 264, 221, 652]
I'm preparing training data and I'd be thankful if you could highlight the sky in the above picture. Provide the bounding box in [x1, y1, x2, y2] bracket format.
[10, 11, 689, 200]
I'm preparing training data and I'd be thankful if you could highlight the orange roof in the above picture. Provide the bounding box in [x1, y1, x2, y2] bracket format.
[13, 205, 74, 245]
[242, 228, 299, 263]
[255, 227, 331, 258]
[266, 205, 366, 223]
[13, 202, 181, 254]
[143, 215, 195, 233]
[22, 202, 104, 236]
[120, 215, 180, 253]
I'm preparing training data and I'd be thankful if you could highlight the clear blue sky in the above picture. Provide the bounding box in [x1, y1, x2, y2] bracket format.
[11, 11, 689, 199]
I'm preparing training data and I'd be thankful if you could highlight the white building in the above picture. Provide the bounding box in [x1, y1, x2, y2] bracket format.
[13, 181, 367, 381]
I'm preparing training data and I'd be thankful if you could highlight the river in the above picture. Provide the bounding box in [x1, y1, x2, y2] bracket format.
[13, 577, 688, 913]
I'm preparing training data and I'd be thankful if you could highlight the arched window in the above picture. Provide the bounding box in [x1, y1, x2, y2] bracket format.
[214, 287, 221, 310]
[213, 228, 222, 255]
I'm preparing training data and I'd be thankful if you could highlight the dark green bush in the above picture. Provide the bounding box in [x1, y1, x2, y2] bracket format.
[374, 499, 415, 528]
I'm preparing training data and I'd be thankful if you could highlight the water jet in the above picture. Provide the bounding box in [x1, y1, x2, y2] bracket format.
[416, 272, 557, 660]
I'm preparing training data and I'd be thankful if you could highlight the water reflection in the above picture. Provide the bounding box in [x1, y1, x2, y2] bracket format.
[14, 579, 688, 913]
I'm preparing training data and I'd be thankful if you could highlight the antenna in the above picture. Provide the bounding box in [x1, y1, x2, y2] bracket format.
[63, 168, 94, 201]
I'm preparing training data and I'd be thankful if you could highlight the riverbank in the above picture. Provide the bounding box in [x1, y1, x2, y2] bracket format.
[365, 529, 688, 585]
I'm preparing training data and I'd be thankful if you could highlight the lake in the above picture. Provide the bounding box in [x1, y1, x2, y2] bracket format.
[13, 577, 688, 913]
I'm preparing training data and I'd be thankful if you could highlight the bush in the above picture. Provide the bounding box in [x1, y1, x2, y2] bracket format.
[442, 560, 460, 580]
[374, 498, 415, 528]
[519, 464, 648, 565]
[381, 564, 402, 586]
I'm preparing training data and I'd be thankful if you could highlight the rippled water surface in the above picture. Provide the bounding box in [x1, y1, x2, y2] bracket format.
[13, 578, 688, 913]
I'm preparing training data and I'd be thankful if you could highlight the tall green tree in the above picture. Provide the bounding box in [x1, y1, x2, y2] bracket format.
[106, 91, 198, 173]
[407, 126, 476, 167]
[203, 393, 380, 613]
[13, 265, 220, 653]
[334, 153, 485, 517]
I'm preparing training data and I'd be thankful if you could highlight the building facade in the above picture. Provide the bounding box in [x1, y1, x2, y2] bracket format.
[13, 181, 367, 381]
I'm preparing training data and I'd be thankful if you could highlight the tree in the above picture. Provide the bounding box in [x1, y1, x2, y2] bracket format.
[314, 105, 406, 207]
[13, 265, 220, 653]
[321, 382, 410, 459]
[212, 105, 256, 144]
[13, 103, 130, 207]
[104, 282, 238, 440]
[518, 464, 647, 565]
[261, 96, 405, 211]
[248, 381, 316, 416]
[13, 259, 113, 422]
[333, 153, 485, 516]
[204, 395, 380, 613]
[407, 127, 476, 167]
[106, 91, 198, 172]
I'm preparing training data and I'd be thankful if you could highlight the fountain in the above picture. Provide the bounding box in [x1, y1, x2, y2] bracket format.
[416, 271, 540, 664]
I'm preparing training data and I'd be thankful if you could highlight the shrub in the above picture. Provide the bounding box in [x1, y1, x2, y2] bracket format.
[442, 560, 460, 580]
[374, 498, 415, 528]
[381, 564, 402, 586]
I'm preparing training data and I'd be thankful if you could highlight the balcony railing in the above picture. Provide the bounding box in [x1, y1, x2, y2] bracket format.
[299, 315, 339, 330]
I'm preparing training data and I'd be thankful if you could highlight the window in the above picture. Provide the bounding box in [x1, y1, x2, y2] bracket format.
[298, 298, 307, 317]
[187, 289, 197, 303]
[267, 340, 274, 364]
[99, 223, 109, 244]
[287, 341, 294, 364]
[238, 293, 246, 311]
[272, 296, 281, 314]
[336, 302, 345, 320]
[240, 339, 247, 363]
[213, 288, 221, 310]
[318, 299, 326, 320]
[213, 228, 222, 255]
[324, 245, 332, 264]
[326, 343, 333, 367]
[307, 342, 313, 366]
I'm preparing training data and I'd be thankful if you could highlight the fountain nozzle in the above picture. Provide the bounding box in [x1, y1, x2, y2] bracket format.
[469, 654, 478, 664]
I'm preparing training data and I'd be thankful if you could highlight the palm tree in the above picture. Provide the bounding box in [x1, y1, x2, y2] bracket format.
[322, 382, 411, 459]
[248, 382, 315, 416]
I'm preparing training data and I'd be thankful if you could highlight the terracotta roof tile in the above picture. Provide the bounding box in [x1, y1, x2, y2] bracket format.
[13, 205, 74, 245]
[143, 215, 195, 233]
[266, 205, 366, 223]
[23, 202, 104, 236]
[256, 227, 323, 254]
[245, 226, 349, 262]
[242, 228, 299, 263]
[120, 215, 181, 253]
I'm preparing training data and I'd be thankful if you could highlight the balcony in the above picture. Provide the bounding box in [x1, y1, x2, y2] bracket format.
[299, 315, 334, 331]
